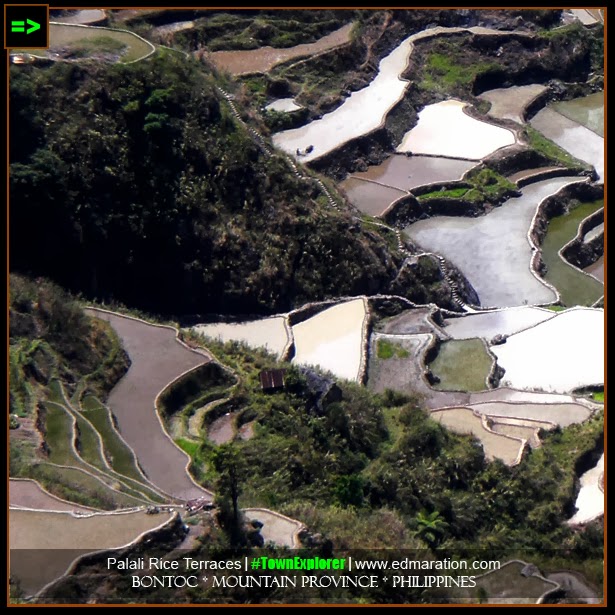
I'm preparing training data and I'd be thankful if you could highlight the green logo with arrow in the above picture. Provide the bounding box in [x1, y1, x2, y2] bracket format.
[11, 19, 41, 35]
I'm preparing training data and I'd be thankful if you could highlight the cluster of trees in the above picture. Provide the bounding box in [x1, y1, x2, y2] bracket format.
[10, 55, 452, 317]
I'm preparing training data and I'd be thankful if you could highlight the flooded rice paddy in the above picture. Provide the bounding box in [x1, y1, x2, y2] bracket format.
[396, 100, 516, 159]
[479, 84, 548, 124]
[9, 479, 96, 513]
[192, 317, 290, 359]
[339, 178, 406, 216]
[210, 22, 353, 76]
[45, 24, 154, 63]
[552, 92, 604, 137]
[85, 309, 212, 501]
[340, 154, 475, 215]
[470, 401, 591, 427]
[10, 509, 174, 595]
[530, 107, 604, 181]
[265, 98, 303, 113]
[292, 299, 367, 382]
[431, 408, 522, 465]
[489, 308, 604, 393]
[53, 10, 107, 24]
[404, 176, 583, 308]
[442, 307, 554, 340]
[540, 200, 604, 306]
[273, 26, 513, 163]
[583, 221, 604, 243]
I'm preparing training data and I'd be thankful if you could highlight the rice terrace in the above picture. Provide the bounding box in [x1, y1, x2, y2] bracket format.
[9, 6, 604, 606]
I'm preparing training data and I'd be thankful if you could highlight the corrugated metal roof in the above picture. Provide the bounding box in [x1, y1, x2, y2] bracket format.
[259, 369, 286, 390]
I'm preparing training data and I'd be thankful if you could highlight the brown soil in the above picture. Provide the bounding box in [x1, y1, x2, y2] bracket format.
[210, 23, 354, 75]
[9, 479, 97, 513]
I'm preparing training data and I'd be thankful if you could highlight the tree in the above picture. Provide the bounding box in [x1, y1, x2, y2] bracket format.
[415, 510, 449, 548]
[210, 443, 247, 546]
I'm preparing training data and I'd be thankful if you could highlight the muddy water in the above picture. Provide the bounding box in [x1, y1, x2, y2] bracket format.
[192, 317, 290, 359]
[568, 453, 604, 525]
[585, 256, 604, 282]
[490, 308, 604, 393]
[208, 413, 235, 445]
[553, 92, 604, 137]
[479, 84, 548, 124]
[210, 22, 353, 76]
[339, 178, 406, 216]
[265, 98, 302, 113]
[442, 307, 554, 340]
[404, 177, 583, 308]
[530, 107, 604, 181]
[396, 99, 516, 159]
[344, 154, 475, 192]
[507, 166, 562, 184]
[291, 299, 367, 382]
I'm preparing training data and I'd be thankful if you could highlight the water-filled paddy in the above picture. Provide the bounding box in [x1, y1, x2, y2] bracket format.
[343, 154, 475, 192]
[9, 479, 96, 513]
[553, 93, 604, 137]
[192, 317, 290, 359]
[265, 98, 303, 113]
[405, 177, 583, 308]
[431, 408, 522, 464]
[210, 22, 353, 76]
[568, 453, 604, 525]
[53, 10, 106, 24]
[10, 509, 174, 596]
[292, 299, 367, 382]
[541, 200, 604, 306]
[490, 308, 604, 393]
[396, 99, 516, 159]
[45, 24, 154, 63]
[86, 309, 212, 501]
[470, 401, 591, 427]
[339, 178, 406, 216]
[530, 107, 604, 181]
[273, 26, 511, 162]
[456, 560, 559, 604]
[428, 339, 493, 391]
[479, 84, 548, 124]
[208, 413, 235, 445]
[442, 307, 554, 340]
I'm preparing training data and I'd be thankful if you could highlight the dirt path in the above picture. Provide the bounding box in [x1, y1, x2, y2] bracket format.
[84, 309, 213, 501]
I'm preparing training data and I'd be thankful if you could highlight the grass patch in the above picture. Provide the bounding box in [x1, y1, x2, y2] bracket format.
[524, 126, 585, 168]
[377, 339, 410, 360]
[546, 305, 566, 312]
[541, 200, 604, 307]
[429, 339, 493, 392]
[419, 44, 500, 95]
[175, 437, 201, 458]
[591, 391, 604, 403]
[419, 187, 470, 201]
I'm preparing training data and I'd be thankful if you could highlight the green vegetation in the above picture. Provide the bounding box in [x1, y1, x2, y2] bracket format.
[10, 55, 440, 317]
[60, 35, 127, 58]
[429, 339, 493, 392]
[418, 169, 516, 205]
[376, 339, 409, 360]
[541, 200, 604, 306]
[524, 126, 586, 169]
[420, 49, 500, 94]
[80, 395, 159, 488]
[172, 10, 353, 52]
[591, 391, 604, 403]
[546, 305, 566, 312]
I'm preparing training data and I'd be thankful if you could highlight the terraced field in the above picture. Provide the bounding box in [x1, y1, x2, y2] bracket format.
[10, 509, 176, 596]
[428, 339, 493, 391]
